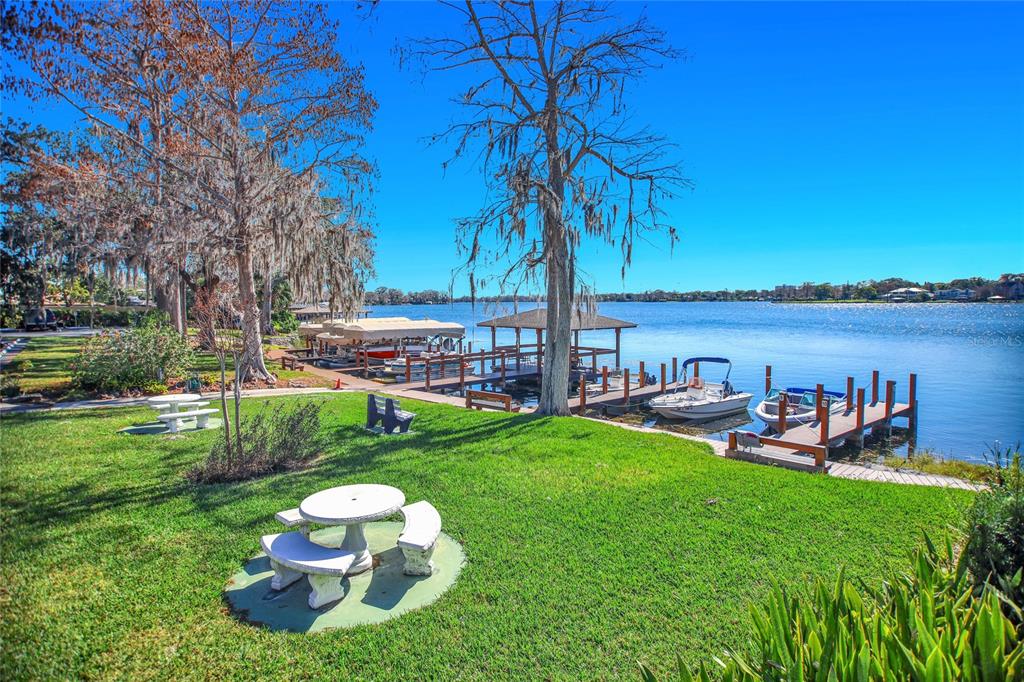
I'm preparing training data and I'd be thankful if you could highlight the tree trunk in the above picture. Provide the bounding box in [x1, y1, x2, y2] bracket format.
[234, 245, 275, 384]
[155, 275, 184, 334]
[260, 273, 273, 335]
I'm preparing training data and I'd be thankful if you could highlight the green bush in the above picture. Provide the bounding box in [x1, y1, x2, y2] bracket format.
[69, 319, 195, 393]
[640, 538, 1024, 681]
[0, 373, 20, 398]
[964, 447, 1024, 610]
[187, 400, 324, 484]
[271, 308, 299, 334]
[9, 358, 33, 374]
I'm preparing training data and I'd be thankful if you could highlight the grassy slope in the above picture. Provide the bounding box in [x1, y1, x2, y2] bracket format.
[0, 394, 971, 680]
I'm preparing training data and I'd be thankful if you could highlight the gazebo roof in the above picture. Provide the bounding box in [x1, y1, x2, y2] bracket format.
[478, 308, 636, 331]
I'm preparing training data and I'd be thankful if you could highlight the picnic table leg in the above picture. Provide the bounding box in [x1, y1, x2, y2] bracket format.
[339, 522, 373, 574]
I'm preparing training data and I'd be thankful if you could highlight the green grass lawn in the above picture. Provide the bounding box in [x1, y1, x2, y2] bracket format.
[0, 394, 972, 679]
[4, 336, 329, 398]
[3, 336, 87, 394]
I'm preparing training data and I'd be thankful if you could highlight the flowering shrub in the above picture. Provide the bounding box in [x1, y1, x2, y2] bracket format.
[70, 320, 195, 393]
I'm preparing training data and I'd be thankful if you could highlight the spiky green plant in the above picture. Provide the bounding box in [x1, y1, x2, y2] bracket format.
[640, 537, 1023, 681]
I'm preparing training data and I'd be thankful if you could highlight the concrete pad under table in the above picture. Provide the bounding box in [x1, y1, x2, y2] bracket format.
[224, 521, 465, 633]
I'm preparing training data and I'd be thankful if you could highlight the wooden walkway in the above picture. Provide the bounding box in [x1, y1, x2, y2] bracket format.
[391, 367, 537, 392]
[568, 380, 684, 411]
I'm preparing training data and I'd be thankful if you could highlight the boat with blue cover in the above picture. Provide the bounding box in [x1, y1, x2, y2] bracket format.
[754, 386, 846, 428]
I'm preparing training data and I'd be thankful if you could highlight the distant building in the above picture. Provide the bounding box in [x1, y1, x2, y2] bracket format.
[934, 288, 975, 301]
[882, 287, 933, 302]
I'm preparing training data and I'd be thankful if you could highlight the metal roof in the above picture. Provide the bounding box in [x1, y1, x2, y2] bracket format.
[477, 308, 636, 331]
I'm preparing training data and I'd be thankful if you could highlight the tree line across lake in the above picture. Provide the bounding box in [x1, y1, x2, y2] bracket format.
[363, 273, 1023, 306]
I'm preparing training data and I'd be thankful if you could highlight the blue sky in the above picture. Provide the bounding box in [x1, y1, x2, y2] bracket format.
[6, 1, 1024, 295]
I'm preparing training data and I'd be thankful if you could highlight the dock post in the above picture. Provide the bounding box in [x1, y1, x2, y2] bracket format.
[815, 384, 824, 422]
[623, 369, 630, 404]
[536, 329, 543, 374]
[459, 357, 465, 389]
[819, 397, 830, 445]
[468, 341, 472, 354]
[491, 326, 496, 352]
[591, 349, 597, 371]
[660, 363, 667, 393]
[694, 361, 700, 379]
[852, 387, 866, 447]
[639, 361, 646, 388]
[579, 376, 587, 411]
[500, 352, 507, 383]
[458, 338, 463, 354]
[908, 373, 918, 457]
[846, 376, 854, 413]
[614, 328, 622, 369]
[672, 357, 678, 382]
[885, 380, 896, 430]
[602, 366, 609, 394]
[871, 370, 879, 405]
[728, 431, 737, 451]
[405, 355, 412, 383]
[765, 365, 772, 394]
[479, 350, 486, 375]
[425, 360, 431, 390]
[777, 392, 788, 435]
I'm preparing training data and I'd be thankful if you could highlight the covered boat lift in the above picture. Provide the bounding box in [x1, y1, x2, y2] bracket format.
[477, 308, 636, 370]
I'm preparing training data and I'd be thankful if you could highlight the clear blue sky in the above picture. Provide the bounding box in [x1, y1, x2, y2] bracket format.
[6, 1, 1024, 295]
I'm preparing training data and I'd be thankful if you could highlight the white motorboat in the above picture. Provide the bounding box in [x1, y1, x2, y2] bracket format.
[753, 386, 846, 428]
[648, 357, 752, 420]
[382, 352, 471, 378]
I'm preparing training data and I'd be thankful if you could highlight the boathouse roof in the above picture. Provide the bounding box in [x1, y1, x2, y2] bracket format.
[478, 308, 637, 331]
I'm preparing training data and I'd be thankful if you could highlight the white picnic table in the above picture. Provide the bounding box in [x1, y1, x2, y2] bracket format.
[299, 484, 406, 574]
[147, 393, 202, 413]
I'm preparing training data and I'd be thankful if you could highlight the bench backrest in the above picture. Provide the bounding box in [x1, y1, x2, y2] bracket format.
[466, 389, 515, 412]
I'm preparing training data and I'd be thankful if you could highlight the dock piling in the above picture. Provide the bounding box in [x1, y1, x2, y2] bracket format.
[846, 376, 854, 412]
[885, 380, 896, 429]
[579, 376, 587, 411]
[815, 384, 824, 422]
[639, 361, 646, 388]
[602, 366, 609, 394]
[871, 370, 879, 405]
[672, 357, 678, 382]
[819, 396, 830, 445]
[660, 363, 667, 393]
[765, 365, 772, 394]
[623, 368, 630, 404]
[693, 361, 700, 379]
[406, 356, 412, 383]
[777, 392, 788, 435]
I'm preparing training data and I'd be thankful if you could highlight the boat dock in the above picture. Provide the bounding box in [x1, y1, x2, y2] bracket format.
[726, 369, 918, 471]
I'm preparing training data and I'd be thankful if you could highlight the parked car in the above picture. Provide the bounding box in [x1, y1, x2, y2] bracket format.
[126, 295, 147, 306]
[22, 308, 58, 331]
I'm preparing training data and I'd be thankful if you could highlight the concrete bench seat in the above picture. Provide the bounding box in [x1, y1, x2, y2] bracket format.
[156, 408, 219, 433]
[178, 400, 210, 409]
[398, 501, 442, 576]
[261, 531, 356, 608]
[275, 508, 311, 537]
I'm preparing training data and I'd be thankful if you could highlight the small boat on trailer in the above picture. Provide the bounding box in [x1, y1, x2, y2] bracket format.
[382, 352, 471, 378]
[648, 357, 753, 421]
[753, 386, 846, 428]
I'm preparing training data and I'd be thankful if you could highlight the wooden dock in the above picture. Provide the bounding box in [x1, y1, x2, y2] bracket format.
[727, 373, 919, 470]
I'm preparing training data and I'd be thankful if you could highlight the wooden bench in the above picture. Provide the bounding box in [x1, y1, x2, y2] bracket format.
[260, 531, 355, 608]
[280, 355, 305, 371]
[465, 389, 520, 412]
[156, 408, 219, 433]
[275, 508, 311, 537]
[398, 501, 441, 576]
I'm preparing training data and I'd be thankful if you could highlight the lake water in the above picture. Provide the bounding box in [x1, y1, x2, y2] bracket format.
[365, 301, 1024, 461]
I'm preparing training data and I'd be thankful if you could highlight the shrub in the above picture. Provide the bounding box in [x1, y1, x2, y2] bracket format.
[0, 373, 20, 398]
[964, 447, 1024, 609]
[271, 308, 299, 334]
[187, 400, 324, 484]
[640, 538, 1024, 681]
[69, 319, 195, 393]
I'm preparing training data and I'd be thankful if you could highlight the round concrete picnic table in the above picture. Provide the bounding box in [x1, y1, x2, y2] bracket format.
[299, 484, 406, 575]
[147, 393, 202, 412]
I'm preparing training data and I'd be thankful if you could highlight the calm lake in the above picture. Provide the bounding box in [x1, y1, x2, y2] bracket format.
[366, 301, 1024, 461]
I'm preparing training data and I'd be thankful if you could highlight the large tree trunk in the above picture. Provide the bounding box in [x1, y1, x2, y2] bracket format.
[536, 120, 572, 416]
[260, 273, 273, 335]
[235, 245, 275, 384]
[154, 273, 184, 334]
